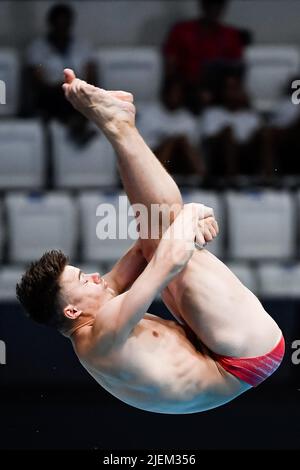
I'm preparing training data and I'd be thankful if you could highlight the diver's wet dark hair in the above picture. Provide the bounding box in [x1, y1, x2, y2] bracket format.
[16, 250, 69, 330]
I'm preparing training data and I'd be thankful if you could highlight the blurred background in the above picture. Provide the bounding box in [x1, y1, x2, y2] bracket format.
[1, 0, 300, 450]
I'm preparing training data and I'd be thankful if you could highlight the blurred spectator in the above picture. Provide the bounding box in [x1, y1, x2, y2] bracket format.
[201, 73, 272, 184]
[163, 0, 249, 113]
[267, 77, 300, 177]
[137, 77, 204, 180]
[25, 3, 97, 146]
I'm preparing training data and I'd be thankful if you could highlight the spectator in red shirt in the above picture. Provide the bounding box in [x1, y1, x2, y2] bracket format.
[163, 0, 247, 113]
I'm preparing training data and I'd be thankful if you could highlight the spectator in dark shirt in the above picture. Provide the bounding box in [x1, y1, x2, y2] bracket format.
[26, 3, 97, 146]
[163, 0, 246, 113]
[137, 77, 205, 183]
[266, 77, 300, 179]
[201, 72, 272, 186]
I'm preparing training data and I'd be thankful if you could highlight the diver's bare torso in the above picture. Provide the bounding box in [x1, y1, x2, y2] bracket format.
[73, 313, 248, 415]
[70, 245, 282, 415]
[71, 248, 281, 415]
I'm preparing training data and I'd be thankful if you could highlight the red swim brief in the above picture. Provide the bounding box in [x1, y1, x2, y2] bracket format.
[211, 335, 285, 387]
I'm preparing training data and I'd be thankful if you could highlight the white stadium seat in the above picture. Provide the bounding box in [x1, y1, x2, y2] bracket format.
[78, 191, 138, 263]
[226, 262, 258, 294]
[245, 45, 300, 112]
[0, 120, 45, 189]
[96, 47, 162, 102]
[0, 266, 24, 301]
[6, 192, 77, 263]
[182, 190, 224, 258]
[226, 190, 295, 260]
[0, 48, 19, 116]
[257, 262, 300, 298]
[50, 121, 118, 189]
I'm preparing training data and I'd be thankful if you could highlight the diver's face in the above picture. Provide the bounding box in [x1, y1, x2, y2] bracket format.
[60, 265, 115, 317]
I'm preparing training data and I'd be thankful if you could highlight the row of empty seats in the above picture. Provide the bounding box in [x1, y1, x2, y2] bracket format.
[0, 189, 299, 263]
[1, 260, 300, 301]
[0, 45, 299, 115]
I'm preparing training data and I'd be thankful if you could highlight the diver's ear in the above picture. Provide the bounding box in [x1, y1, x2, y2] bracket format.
[63, 305, 82, 320]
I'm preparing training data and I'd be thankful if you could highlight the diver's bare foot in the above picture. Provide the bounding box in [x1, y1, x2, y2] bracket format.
[62, 68, 136, 139]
